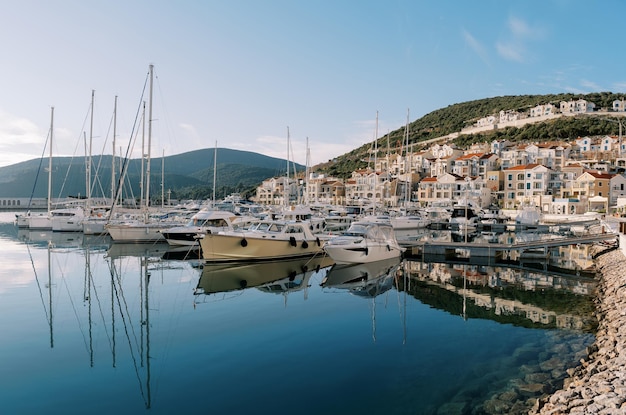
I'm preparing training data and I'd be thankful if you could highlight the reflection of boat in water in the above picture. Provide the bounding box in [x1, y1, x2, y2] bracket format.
[18, 228, 85, 248]
[106, 241, 170, 259]
[321, 258, 404, 342]
[321, 257, 402, 296]
[195, 255, 335, 297]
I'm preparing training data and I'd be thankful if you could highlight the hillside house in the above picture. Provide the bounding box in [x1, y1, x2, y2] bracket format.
[529, 103, 557, 118]
[560, 99, 596, 114]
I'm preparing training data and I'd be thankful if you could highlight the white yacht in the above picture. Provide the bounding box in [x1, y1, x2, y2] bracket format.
[323, 221, 405, 264]
[161, 209, 244, 246]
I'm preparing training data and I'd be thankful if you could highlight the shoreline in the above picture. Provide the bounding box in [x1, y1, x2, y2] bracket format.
[529, 246, 626, 413]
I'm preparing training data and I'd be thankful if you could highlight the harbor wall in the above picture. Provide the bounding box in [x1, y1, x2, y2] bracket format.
[530, 246, 626, 413]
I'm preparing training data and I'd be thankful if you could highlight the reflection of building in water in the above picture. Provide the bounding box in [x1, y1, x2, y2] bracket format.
[556, 243, 594, 272]
[404, 260, 596, 331]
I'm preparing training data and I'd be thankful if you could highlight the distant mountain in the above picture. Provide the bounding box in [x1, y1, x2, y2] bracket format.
[0, 148, 303, 200]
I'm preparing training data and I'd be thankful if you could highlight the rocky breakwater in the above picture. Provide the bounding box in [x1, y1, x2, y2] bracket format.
[530, 246, 626, 414]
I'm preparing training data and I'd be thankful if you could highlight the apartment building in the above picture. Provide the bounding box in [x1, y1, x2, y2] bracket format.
[503, 164, 554, 208]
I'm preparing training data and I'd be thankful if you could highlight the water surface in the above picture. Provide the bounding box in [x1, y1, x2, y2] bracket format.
[0, 212, 596, 414]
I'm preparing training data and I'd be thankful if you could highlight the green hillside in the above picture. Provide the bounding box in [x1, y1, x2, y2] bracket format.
[317, 92, 626, 178]
[0, 148, 303, 200]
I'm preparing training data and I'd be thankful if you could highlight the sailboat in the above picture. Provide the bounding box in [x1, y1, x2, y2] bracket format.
[26, 107, 55, 230]
[106, 65, 187, 243]
[83, 94, 117, 235]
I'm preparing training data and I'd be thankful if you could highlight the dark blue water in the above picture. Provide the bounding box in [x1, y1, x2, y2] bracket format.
[0, 212, 596, 414]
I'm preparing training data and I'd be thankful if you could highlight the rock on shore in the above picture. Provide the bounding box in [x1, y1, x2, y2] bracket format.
[529, 247, 626, 414]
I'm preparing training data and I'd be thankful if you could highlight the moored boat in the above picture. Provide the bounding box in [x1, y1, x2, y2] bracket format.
[323, 221, 405, 264]
[198, 219, 325, 262]
[161, 209, 243, 246]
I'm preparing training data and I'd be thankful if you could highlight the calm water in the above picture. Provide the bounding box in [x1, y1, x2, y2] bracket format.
[0, 212, 596, 415]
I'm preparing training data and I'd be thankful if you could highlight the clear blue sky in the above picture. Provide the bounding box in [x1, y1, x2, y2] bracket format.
[1, 0, 625, 168]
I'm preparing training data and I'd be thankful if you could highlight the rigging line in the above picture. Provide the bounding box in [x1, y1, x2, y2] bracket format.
[110, 70, 150, 214]
[53, 249, 91, 355]
[56, 101, 93, 199]
[118, 104, 144, 208]
[26, 129, 50, 209]
[27, 241, 51, 325]
[154, 70, 178, 149]
[108, 260, 148, 406]
[90, 102, 118, 200]
[111, 258, 143, 352]
[85, 252, 114, 353]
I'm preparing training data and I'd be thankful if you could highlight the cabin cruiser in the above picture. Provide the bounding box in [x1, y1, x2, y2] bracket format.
[323, 221, 405, 264]
[389, 209, 431, 230]
[160, 209, 251, 246]
[449, 202, 480, 234]
[51, 205, 86, 232]
[198, 219, 325, 262]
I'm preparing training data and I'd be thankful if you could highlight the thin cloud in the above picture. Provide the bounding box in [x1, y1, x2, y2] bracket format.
[509, 17, 533, 38]
[462, 29, 490, 66]
[496, 41, 525, 63]
[612, 82, 626, 93]
[0, 111, 43, 149]
[580, 79, 602, 91]
[496, 16, 545, 63]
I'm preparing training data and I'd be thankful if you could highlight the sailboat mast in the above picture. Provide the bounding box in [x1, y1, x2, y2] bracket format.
[140, 102, 146, 210]
[405, 108, 411, 205]
[161, 149, 165, 207]
[286, 126, 290, 206]
[87, 90, 94, 209]
[145, 64, 154, 208]
[48, 107, 53, 213]
[111, 96, 117, 204]
[374, 110, 378, 172]
[212, 141, 217, 204]
[305, 137, 310, 205]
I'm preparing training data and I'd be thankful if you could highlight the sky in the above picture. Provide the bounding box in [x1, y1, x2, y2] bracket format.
[1, 0, 626, 168]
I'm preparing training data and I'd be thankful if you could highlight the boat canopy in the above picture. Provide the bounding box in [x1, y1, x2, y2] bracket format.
[344, 222, 395, 242]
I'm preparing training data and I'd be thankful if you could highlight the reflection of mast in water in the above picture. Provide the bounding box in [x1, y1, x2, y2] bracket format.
[47, 243, 53, 348]
[28, 240, 54, 348]
[107, 253, 153, 409]
[322, 258, 401, 343]
[394, 261, 408, 345]
[461, 264, 467, 321]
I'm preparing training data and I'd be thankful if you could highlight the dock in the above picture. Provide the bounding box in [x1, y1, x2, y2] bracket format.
[403, 232, 618, 263]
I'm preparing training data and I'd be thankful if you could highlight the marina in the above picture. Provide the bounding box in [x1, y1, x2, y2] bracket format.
[0, 211, 605, 414]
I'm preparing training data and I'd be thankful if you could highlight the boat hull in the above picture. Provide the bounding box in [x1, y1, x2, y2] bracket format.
[106, 223, 167, 243]
[199, 232, 324, 262]
[28, 214, 52, 230]
[82, 218, 109, 235]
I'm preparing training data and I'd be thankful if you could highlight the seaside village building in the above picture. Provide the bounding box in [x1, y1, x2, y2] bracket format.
[253, 98, 626, 215]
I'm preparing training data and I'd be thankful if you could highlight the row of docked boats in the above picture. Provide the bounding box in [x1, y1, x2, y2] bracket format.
[15, 199, 548, 266]
[15, 203, 408, 265]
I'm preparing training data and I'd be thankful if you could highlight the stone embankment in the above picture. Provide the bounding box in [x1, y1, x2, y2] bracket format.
[529, 246, 626, 414]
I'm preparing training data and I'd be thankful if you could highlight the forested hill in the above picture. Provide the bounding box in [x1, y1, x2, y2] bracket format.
[0, 148, 303, 200]
[316, 92, 626, 178]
